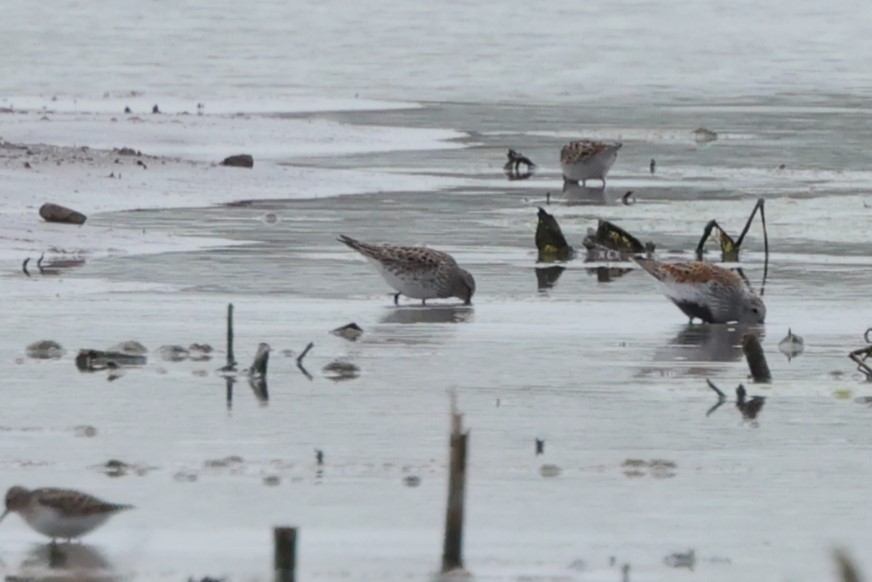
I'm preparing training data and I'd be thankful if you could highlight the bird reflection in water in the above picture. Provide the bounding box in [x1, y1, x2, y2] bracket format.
[379, 305, 474, 325]
[640, 324, 765, 379]
[561, 181, 607, 206]
[21, 542, 113, 580]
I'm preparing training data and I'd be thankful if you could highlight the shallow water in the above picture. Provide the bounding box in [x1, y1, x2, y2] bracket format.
[2, 1, 872, 579]
[2, 97, 872, 581]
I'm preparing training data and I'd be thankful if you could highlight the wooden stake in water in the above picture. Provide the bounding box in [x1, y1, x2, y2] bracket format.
[442, 398, 469, 573]
[274, 526, 297, 582]
[742, 334, 771, 383]
[226, 303, 236, 371]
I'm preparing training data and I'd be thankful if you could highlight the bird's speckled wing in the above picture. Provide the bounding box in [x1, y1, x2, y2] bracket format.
[560, 140, 621, 164]
[33, 488, 132, 516]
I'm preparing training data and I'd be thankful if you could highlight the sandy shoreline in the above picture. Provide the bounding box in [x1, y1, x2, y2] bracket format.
[0, 103, 472, 271]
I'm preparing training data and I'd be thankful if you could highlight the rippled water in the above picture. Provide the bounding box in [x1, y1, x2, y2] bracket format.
[2, 1, 872, 581]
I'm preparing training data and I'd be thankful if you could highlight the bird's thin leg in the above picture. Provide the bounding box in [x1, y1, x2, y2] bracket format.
[421, 299, 427, 306]
[394, 293, 400, 305]
[582, 179, 586, 187]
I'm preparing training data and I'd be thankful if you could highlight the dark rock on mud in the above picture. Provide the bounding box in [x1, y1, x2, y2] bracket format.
[75, 349, 147, 371]
[39, 203, 87, 225]
[221, 154, 254, 168]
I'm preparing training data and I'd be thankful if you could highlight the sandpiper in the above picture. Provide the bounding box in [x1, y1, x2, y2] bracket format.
[559, 140, 622, 186]
[0, 486, 133, 541]
[633, 257, 766, 324]
[338, 235, 476, 305]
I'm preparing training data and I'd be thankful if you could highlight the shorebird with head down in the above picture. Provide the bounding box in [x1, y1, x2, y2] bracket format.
[0, 486, 133, 541]
[560, 140, 622, 186]
[338, 235, 476, 305]
[633, 257, 766, 324]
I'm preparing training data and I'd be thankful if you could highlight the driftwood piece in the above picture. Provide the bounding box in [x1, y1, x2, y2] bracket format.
[39, 203, 87, 225]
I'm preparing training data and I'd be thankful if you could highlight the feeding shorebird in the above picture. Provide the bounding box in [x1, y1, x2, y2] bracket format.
[633, 257, 766, 324]
[338, 235, 476, 305]
[0, 486, 133, 541]
[559, 140, 622, 186]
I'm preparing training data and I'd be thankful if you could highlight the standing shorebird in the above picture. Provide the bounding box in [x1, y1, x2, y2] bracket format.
[560, 140, 622, 186]
[338, 235, 476, 305]
[633, 257, 766, 324]
[0, 486, 133, 541]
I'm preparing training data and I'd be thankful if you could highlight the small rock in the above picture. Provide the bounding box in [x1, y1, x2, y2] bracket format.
[158, 345, 189, 362]
[39, 203, 87, 225]
[664, 549, 696, 570]
[124, 106, 132, 114]
[152, 104, 160, 114]
[322, 360, 360, 381]
[221, 154, 254, 168]
[109, 340, 148, 355]
[188, 343, 213, 361]
[25, 340, 65, 359]
[204, 455, 244, 468]
[263, 475, 281, 487]
[173, 470, 198, 483]
[403, 475, 421, 488]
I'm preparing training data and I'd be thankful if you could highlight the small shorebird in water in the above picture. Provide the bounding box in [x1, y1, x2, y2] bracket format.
[1, 486, 133, 541]
[560, 140, 622, 186]
[632, 257, 766, 324]
[338, 235, 476, 305]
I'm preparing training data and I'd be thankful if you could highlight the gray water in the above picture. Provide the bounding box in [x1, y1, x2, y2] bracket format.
[2, 1, 872, 581]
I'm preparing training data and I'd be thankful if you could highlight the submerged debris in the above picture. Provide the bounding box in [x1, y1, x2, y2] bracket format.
[331, 322, 364, 341]
[848, 328, 872, 381]
[693, 127, 718, 143]
[75, 348, 146, 371]
[322, 359, 360, 382]
[25, 340, 65, 359]
[158, 344, 189, 362]
[92, 459, 155, 478]
[72, 425, 98, 438]
[695, 198, 768, 264]
[664, 549, 696, 570]
[403, 475, 422, 488]
[621, 458, 677, 478]
[503, 148, 535, 180]
[539, 464, 561, 478]
[535, 207, 575, 262]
